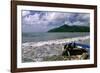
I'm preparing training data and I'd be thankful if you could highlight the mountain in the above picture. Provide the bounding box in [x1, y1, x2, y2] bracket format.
[48, 25, 90, 32]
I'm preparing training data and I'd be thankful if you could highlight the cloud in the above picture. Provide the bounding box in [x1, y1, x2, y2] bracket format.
[23, 13, 40, 25]
[22, 10, 90, 32]
[22, 10, 31, 17]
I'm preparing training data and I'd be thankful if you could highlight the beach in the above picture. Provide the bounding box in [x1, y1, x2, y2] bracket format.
[22, 36, 90, 62]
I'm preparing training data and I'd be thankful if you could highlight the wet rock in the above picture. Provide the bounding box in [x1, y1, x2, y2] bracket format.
[80, 53, 89, 60]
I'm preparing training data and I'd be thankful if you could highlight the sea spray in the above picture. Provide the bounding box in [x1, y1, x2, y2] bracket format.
[22, 36, 89, 47]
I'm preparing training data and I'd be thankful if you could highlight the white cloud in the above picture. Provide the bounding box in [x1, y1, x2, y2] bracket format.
[72, 21, 85, 26]
[23, 13, 40, 25]
[22, 11, 31, 16]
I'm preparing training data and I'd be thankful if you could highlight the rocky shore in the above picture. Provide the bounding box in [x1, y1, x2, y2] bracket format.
[22, 36, 90, 63]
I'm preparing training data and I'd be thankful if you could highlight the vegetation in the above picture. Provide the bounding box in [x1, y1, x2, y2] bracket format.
[48, 25, 90, 32]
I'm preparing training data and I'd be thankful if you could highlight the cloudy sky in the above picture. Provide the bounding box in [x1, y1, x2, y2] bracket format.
[22, 10, 90, 32]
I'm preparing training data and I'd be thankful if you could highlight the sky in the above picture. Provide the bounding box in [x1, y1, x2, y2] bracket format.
[22, 10, 90, 32]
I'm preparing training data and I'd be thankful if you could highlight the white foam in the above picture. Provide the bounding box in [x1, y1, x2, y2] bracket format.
[22, 36, 89, 47]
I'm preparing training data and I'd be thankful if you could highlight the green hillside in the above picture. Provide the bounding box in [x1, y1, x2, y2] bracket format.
[48, 25, 90, 32]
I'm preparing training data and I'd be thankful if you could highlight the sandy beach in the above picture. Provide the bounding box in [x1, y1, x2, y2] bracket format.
[22, 36, 90, 62]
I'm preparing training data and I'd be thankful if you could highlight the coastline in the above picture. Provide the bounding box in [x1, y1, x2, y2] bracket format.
[22, 35, 89, 47]
[22, 35, 90, 62]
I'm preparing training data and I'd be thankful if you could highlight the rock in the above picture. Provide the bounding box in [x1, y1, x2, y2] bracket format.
[62, 48, 88, 56]
[80, 53, 89, 59]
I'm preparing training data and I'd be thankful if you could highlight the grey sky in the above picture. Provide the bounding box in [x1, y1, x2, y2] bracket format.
[22, 10, 90, 32]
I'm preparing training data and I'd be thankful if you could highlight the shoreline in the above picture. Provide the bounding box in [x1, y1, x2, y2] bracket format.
[22, 35, 90, 47]
[22, 35, 90, 62]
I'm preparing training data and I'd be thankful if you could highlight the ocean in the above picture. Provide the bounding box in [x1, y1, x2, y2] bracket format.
[22, 32, 89, 43]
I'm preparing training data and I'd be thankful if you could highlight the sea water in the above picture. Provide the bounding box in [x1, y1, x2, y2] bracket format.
[22, 32, 89, 43]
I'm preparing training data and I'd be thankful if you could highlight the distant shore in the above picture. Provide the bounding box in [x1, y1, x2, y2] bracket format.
[22, 35, 90, 62]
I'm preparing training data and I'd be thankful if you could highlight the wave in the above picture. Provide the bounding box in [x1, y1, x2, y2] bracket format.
[22, 35, 89, 47]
